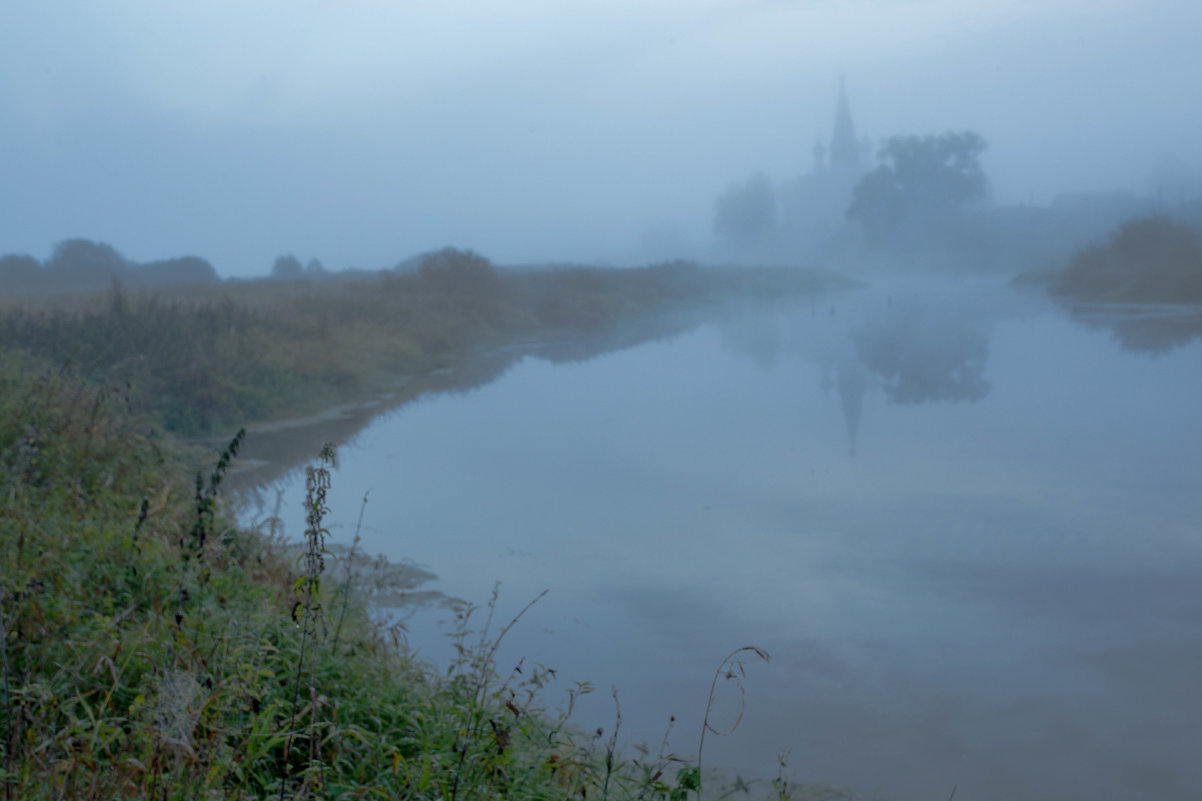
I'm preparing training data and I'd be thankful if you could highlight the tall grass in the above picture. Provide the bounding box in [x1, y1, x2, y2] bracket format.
[0, 254, 855, 437]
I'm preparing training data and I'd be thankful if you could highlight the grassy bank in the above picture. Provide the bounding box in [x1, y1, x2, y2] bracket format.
[0, 252, 855, 437]
[1012, 216, 1202, 353]
[1036, 216, 1202, 304]
[0, 256, 858, 799]
[2, 353, 776, 800]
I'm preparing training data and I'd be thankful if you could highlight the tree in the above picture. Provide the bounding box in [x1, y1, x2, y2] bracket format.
[136, 256, 220, 286]
[0, 254, 43, 292]
[46, 239, 130, 287]
[847, 131, 988, 243]
[416, 248, 499, 296]
[713, 172, 777, 248]
[271, 254, 304, 279]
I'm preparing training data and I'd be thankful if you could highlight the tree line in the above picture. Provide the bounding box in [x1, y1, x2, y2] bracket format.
[0, 238, 220, 295]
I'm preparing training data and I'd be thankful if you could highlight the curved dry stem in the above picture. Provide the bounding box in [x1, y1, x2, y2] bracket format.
[331, 488, 371, 652]
[697, 645, 770, 786]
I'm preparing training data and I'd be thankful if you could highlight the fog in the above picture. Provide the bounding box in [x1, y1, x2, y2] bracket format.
[2, 0, 1201, 275]
[5, 3, 1202, 798]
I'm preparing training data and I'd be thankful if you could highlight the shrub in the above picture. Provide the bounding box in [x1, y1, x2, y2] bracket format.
[416, 248, 501, 296]
[133, 256, 220, 287]
[0, 254, 42, 293]
[1052, 216, 1202, 302]
[44, 238, 131, 292]
[271, 254, 305, 280]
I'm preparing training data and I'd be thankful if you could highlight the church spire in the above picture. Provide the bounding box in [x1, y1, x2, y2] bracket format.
[829, 75, 860, 174]
[812, 137, 827, 172]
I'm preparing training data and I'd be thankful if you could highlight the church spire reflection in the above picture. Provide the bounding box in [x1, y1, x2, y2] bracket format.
[837, 360, 869, 457]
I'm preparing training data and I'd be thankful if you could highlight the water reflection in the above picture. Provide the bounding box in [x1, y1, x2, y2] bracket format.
[717, 312, 784, 373]
[852, 300, 991, 405]
[836, 360, 869, 456]
[227, 303, 778, 503]
[226, 348, 525, 505]
[1058, 302, 1202, 354]
[719, 285, 999, 457]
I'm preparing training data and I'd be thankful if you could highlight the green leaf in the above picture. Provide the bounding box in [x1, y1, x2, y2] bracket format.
[677, 765, 701, 792]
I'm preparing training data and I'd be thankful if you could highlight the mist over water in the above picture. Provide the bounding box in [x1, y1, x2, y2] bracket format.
[243, 277, 1202, 801]
[5, 3, 1202, 798]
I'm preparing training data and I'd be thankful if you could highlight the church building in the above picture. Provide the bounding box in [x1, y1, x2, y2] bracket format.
[779, 78, 871, 250]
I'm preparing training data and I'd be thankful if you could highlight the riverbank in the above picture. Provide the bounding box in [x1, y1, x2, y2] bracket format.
[0, 251, 859, 439]
[0, 351, 795, 800]
[1018, 215, 1202, 304]
[1012, 216, 1202, 353]
[0, 256, 859, 799]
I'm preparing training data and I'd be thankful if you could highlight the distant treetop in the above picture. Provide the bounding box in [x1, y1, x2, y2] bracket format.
[847, 131, 989, 243]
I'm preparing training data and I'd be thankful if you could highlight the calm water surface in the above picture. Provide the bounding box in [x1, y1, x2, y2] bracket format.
[242, 277, 1202, 801]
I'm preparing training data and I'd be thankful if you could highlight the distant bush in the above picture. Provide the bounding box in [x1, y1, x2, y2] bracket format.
[47, 237, 128, 277]
[133, 255, 220, 286]
[416, 248, 500, 296]
[1051, 216, 1202, 303]
[714, 172, 778, 248]
[40, 238, 130, 292]
[271, 253, 305, 279]
[0, 253, 42, 290]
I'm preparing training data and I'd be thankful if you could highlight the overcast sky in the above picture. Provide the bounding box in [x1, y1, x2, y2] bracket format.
[1, 0, 1199, 275]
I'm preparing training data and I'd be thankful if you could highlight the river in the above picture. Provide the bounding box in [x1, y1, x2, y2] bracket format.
[234, 275, 1202, 801]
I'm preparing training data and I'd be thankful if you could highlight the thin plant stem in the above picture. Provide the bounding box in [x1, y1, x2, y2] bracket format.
[448, 588, 548, 801]
[602, 687, 622, 801]
[279, 444, 335, 801]
[331, 489, 370, 653]
[0, 598, 12, 801]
